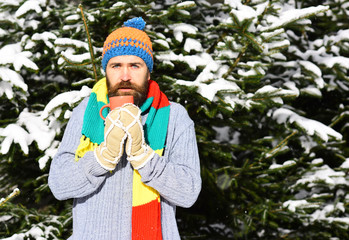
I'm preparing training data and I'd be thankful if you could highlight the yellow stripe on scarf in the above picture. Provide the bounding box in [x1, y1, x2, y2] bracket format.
[75, 136, 98, 161]
[132, 149, 163, 206]
[94, 77, 108, 104]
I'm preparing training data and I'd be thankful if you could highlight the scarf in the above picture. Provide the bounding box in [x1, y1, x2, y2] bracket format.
[75, 78, 170, 240]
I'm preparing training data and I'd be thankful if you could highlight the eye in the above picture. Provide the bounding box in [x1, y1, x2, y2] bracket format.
[112, 64, 121, 69]
[131, 64, 140, 69]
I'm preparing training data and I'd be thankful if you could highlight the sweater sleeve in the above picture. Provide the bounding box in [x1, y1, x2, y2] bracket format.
[138, 103, 201, 208]
[48, 98, 109, 200]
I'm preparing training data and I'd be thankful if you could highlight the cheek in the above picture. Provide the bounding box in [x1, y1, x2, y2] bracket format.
[135, 70, 150, 84]
[106, 71, 120, 85]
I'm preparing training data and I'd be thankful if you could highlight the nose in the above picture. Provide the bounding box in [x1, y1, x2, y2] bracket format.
[121, 67, 131, 81]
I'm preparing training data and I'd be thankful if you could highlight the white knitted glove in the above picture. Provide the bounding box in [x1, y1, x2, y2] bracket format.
[94, 108, 127, 170]
[119, 104, 155, 169]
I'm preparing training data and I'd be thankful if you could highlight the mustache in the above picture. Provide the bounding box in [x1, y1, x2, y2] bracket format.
[108, 82, 135, 96]
[115, 81, 134, 90]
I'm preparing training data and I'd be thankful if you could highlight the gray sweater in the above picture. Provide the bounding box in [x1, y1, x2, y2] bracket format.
[48, 98, 201, 240]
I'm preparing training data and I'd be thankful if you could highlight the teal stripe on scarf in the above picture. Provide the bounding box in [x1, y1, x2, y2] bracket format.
[144, 106, 170, 150]
[140, 97, 170, 150]
[81, 92, 107, 144]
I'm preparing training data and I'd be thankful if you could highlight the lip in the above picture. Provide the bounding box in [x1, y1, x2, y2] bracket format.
[118, 88, 132, 92]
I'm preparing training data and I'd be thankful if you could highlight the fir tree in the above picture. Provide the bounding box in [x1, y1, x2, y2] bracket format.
[0, 0, 348, 239]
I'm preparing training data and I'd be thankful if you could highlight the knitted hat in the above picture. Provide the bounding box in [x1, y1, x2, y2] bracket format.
[102, 17, 153, 72]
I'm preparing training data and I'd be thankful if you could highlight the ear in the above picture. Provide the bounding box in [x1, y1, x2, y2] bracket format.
[147, 70, 151, 81]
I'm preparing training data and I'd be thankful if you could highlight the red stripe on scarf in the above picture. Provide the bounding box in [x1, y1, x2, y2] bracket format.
[132, 197, 162, 240]
[147, 80, 170, 109]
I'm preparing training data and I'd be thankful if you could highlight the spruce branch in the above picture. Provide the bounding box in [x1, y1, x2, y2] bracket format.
[0, 188, 20, 207]
[79, 4, 98, 82]
[60, 55, 92, 67]
[261, 130, 298, 161]
[222, 43, 248, 79]
[329, 112, 347, 128]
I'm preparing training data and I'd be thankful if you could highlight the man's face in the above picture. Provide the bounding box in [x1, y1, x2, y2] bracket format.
[106, 55, 150, 106]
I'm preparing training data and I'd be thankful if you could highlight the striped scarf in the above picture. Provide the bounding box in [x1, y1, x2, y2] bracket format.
[75, 78, 170, 240]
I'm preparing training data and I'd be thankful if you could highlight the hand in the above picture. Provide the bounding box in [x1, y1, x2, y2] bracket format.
[94, 108, 127, 170]
[119, 104, 155, 169]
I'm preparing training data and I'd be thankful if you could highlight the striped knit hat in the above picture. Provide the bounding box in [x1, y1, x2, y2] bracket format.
[102, 17, 153, 72]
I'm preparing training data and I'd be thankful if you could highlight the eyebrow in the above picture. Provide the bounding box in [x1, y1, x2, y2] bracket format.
[109, 61, 144, 66]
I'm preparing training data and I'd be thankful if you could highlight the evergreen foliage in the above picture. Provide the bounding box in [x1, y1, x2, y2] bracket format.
[0, 0, 348, 239]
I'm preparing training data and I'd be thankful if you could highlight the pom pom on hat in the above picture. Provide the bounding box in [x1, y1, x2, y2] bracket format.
[102, 17, 153, 72]
[123, 17, 146, 31]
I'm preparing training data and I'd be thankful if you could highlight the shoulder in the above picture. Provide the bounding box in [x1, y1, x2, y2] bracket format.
[69, 97, 89, 123]
[168, 101, 194, 128]
[73, 97, 89, 113]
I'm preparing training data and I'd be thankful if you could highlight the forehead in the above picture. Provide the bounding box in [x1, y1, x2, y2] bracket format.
[108, 55, 146, 64]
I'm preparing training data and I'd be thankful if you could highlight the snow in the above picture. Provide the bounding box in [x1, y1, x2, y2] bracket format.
[229, 3, 257, 22]
[0, 0, 20, 6]
[224, 94, 254, 110]
[320, 56, 349, 69]
[32, 31, 57, 49]
[324, 29, 349, 44]
[0, 215, 12, 222]
[254, 85, 299, 100]
[264, 39, 290, 52]
[238, 67, 263, 77]
[312, 158, 323, 164]
[156, 51, 211, 71]
[340, 158, 349, 169]
[283, 82, 300, 95]
[283, 199, 319, 212]
[58, 49, 91, 64]
[301, 86, 322, 97]
[285, 184, 349, 223]
[0, 109, 57, 155]
[184, 38, 202, 52]
[170, 23, 198, 42]
[0, 43, 38, 71]
[311, 203, 349, 224]
[199, 78, 240, 102]
[259, 6, 329, 32]
[15, 0, 44, 18]
[0, 28, 7, 37]
[299, 60, 322, 77]
[41, 85, 91, 120]
[177, 10, 190, 16]
[18, 110, 56, 151]
[0, 82, 14, 99]
[66, 14, 80, 21]
[1, 226, 46, 240]
[269, 160, 296, 169]
[0, 124, 32, 155]
[153, 39, 170, 49]
[273, 108, 342, 141]
[38, 141, 59, 170]
[0, 67, 27, 98]
[54, 38, 91, 51]
[261, 29, 285, 40]
[177, 1, 195, 8]
[174, 55, 242, 102]
[295, 164, 348, 188]
[111, 2, 126, 8]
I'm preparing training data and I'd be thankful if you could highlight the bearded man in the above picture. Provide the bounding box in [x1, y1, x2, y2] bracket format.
[48, 17, 201, 240]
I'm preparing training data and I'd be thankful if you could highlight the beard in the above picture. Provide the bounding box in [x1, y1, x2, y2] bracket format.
[106, 76, 149, 107]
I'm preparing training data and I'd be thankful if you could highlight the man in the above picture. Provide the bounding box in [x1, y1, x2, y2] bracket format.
[48, 17, 201, 240]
